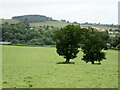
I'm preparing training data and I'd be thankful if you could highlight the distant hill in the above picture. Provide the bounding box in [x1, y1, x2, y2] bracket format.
[12, 15, 57, 23]
[0, 19, 20, 24]
[29, 21, 116, 30]
[0, 14, 118, 30]
[30, 21, 70, 27]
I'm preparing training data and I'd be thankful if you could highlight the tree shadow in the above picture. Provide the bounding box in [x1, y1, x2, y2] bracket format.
[93, 63, 101, 65]
[56, 62, 75, 64]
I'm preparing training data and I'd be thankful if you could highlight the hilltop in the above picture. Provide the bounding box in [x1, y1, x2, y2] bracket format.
[0, 14, 118, 30]
[12, 14, 57, 23]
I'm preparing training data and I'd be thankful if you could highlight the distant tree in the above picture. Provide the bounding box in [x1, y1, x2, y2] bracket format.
[28, 38, 44, 45]
[0, 25, 2, 41]
[43, 38, 54, 45]
[73, 21, 78, 24]
[2, 22, 59, 45]
[50, 26, 54, 28]
[52, 25, 82, 63]
[81, 28, 109, 64]
[11, 39, 19, 44]
[67, 21, 69, 23]
[117, 44, 120, 49]
[61, 19, 66, 22]
[108, 35, 120, 48]
[113, 36, 120, 47]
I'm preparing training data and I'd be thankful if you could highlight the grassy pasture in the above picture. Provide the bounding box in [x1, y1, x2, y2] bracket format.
[29, 21, 116, 30]
[0, 19, 20, 24]
[2, 45, 118, 88]
[30, 21, 69, 27]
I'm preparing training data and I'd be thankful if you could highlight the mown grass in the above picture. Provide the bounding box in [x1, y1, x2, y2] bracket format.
[2, 45, 118, 88]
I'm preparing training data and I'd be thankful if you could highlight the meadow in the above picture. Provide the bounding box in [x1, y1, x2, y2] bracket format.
[29, 21, 116, 30]
[30, 21, 69, 27]
[2, 45, 118, 88]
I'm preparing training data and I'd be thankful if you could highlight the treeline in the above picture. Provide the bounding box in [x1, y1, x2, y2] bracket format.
[0, 26, 2, 41]
[108, 36, 120, 49]
[1, 22, 120, 49]
[81, 22, 118, 28]
[12, 15, 57, 23]
[1, 22, 55, 45]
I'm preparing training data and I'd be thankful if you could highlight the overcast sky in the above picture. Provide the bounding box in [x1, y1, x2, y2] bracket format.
[0, 0, 119, 24]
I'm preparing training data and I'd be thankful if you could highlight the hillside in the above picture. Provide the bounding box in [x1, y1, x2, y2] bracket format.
[30, 21, 70, 27]
[0, 19, 116, 31]
[0, 19, 20, 24]
[0, 14, 118, 31]
[30, 21, 116, 30]
[12, 15, 57, 23]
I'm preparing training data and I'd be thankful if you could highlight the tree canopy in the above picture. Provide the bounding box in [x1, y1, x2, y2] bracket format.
[52, 25, 109, 64]
[2, 22, 55, 45]
[12, 15, 56, 23]
[52, 24, 82, 63]
[81, 27, 109, 64]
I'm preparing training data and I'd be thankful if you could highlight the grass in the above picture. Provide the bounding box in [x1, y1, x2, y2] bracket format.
[30, 21, 116, 31]
[0, 19, 116, 30]
[30, 21, 69, 27]
[0, 19, 20, 24]
[81, 25, 117, 30]
[2, 45, 118, 88]
[94, 26, 117, 30]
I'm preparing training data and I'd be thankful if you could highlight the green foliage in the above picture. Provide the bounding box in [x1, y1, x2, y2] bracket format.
[116, 44, 120, 49]
[28, 38, 44, 45]
[53, 25, 109, 64]
[113, 36, 120, 47]
[12, 15, 56, 23]
[2, 22, 55, 45]
[0, 24, 2, 41]
[52, 25, 82, 63]
[108, 35, 120, 48]
[81, 28, 109, 64]
[2, 23, 111, 64]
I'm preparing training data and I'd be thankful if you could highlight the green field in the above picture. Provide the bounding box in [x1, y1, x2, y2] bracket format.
[29, 21, 116, 30]
[80, 25, 117, 30]
[0, 19, 116, 30]
[30, 21, 69, 27]
[2, 45, 118, 88]
[0, 19, 20, 24]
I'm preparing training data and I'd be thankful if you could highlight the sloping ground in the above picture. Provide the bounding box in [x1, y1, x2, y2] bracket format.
[80, 25, 117, 30]
[30, 21, 70, 27]
[0, 19, 116, 31]
[30, 21, 116, 30]
[0, 19, 20, 24]
[2, 46, 118, 88]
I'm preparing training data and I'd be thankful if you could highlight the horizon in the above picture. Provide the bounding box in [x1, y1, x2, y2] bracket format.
[0, 14, 119, 25]
[0, 0, 119, 24]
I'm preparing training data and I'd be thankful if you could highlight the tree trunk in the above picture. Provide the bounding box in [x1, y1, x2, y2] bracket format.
[91, 61, 94, 64]
[65, 58, 70, 63]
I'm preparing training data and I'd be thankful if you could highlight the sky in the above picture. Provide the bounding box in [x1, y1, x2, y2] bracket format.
[0, 0, 119, 24]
